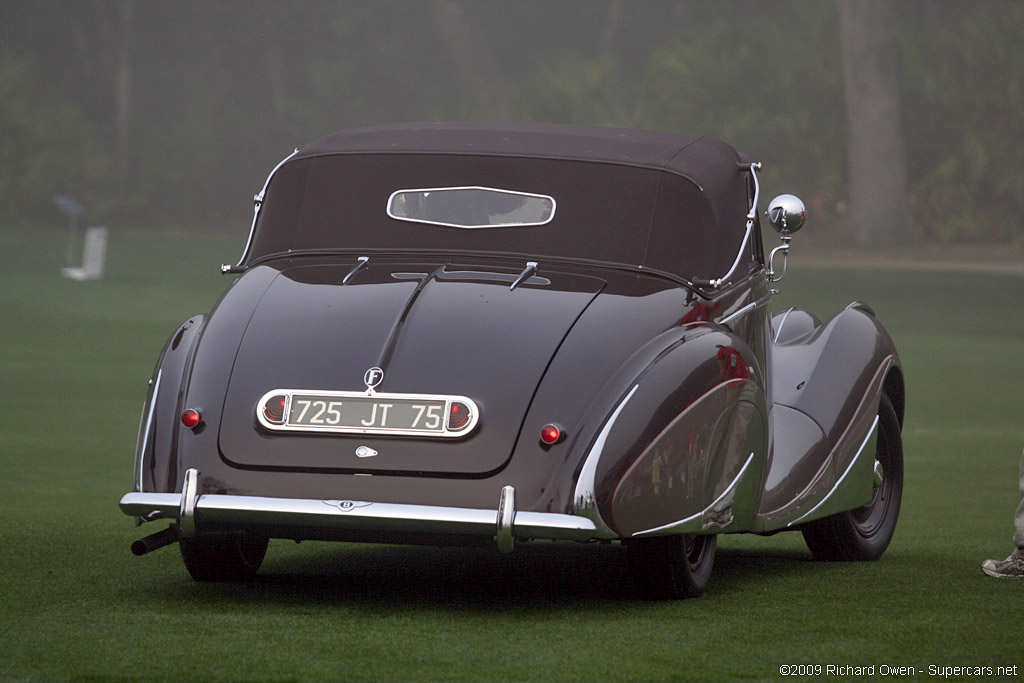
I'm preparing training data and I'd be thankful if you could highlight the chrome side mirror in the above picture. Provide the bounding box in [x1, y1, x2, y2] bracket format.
[766, 194, 806, 283]
[766, 194, 806, 236]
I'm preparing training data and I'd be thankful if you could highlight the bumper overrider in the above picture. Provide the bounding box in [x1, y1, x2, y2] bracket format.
[120, 469, 608, 555]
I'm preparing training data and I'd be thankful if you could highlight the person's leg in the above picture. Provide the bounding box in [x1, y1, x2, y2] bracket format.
[1012, 446, 1024, 559]
[981, 446, 1024, 578]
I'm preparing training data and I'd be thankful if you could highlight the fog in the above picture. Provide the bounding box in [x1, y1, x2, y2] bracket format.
[2, 0, 1022, 249]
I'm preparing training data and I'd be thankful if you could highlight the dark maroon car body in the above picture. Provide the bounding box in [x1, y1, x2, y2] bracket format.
[121, 123, 904, 598]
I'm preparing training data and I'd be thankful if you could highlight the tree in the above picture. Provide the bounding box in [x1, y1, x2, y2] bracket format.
[0, 58, 107, 221]
[897, 1, 1024, 243]
[428, 0, 512, 120]
[838, 0, 913, 245]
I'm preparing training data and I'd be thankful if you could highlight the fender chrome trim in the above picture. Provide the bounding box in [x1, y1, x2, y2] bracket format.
[787, 415, 879, 527]
[572, 384, 639, 539]
[772, 307, 796, 344]
[632, 451, 756, 537]
[135, 369, 161, 492]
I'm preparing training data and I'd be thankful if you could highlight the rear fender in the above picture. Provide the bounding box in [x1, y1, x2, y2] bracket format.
[758, 304, 901, 529]
[132, 316, 205, 495]
[760, 356, 896, 530]
[569, 324, 768, 538]
[772, 304, 898, 438]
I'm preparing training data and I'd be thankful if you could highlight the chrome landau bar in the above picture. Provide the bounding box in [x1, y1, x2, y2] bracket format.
[221, 148, 300, 274]
[120, 469, 605, 553]
[705, 162, 762, 289]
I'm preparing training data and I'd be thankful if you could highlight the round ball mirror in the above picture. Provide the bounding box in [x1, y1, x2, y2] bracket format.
[766, 194, 806, 235]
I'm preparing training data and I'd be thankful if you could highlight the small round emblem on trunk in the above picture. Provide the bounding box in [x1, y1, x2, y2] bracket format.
[364, 367, 384, 391]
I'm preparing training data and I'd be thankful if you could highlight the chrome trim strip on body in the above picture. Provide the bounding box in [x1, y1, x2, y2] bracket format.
[717, 292, 771, 330]
[255, 388, 480, 438]
[224, 148, 300, 273]
[787, 415, 879, 527]
[572, 384, 640, 539]
[386, 186, 556, 229]
[772, 307, 796, 344]
[633, 451, 756, 537]
[434, 268, 550, 287]
[120, 489, 601, 545]
[845, 300, 876, 316]
[135, 369, 161, 491]
[707, 162, 761, 288]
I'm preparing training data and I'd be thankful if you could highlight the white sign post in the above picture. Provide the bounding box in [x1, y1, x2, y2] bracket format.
[62, 226, 108, 281]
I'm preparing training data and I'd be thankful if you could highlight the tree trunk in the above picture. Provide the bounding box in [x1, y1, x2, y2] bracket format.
[838, 0, 913, 245]
[114, 0, 135, 184]
[429, 0, 512, 120]
[600, 0, 624, 57]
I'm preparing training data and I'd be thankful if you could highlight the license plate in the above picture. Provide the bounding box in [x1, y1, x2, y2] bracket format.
[256, 389, 478, 438]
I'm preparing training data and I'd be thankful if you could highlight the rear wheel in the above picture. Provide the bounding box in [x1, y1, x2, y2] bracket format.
[801, 393, 903, 561]
[179, 533, 268, 582]
[628, 534, 716, 599]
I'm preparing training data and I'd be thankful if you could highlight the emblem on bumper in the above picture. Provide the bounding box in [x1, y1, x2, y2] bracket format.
[323, 500, 373, 512]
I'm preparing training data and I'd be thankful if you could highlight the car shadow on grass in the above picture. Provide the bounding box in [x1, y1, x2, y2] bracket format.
[152, 540, 823, 609]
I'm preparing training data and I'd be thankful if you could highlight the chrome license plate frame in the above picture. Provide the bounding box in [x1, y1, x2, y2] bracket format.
[256, 389, 479, 438]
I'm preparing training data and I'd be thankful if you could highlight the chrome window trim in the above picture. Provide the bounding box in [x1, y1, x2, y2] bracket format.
[386, 186, 556, 229]
[255, 388, 480, 438]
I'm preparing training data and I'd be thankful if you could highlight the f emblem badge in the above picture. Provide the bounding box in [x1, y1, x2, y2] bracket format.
[364, 367, 384, 392]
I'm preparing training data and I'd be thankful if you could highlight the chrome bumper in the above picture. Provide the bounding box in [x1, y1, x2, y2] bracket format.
[120, 469, 606, 553]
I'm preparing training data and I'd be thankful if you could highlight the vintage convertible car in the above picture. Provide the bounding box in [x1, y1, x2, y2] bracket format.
[120, 123, 904, 598]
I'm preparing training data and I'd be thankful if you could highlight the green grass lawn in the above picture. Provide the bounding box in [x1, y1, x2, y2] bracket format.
[2, 224, 1022, 681]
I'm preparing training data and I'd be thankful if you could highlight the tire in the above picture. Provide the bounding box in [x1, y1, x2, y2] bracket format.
[628, 534, 717, 600]
[801, 393, 903, 561]
[179, 533, 268, 582]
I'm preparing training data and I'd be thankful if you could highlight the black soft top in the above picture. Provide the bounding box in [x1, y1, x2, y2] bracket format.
[248, 123, 757, 281]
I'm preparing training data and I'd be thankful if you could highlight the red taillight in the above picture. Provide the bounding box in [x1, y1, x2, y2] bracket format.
[540, 423, 562, 445]
[263, 395, 287, 424]
[448, 401, 472, 431]
[181, 409, 201, 429]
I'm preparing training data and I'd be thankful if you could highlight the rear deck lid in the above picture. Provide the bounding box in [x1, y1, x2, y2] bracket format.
[217, 261, 604, 475]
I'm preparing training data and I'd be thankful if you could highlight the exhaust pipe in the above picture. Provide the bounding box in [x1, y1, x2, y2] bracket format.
[131, 525, 180, 556]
